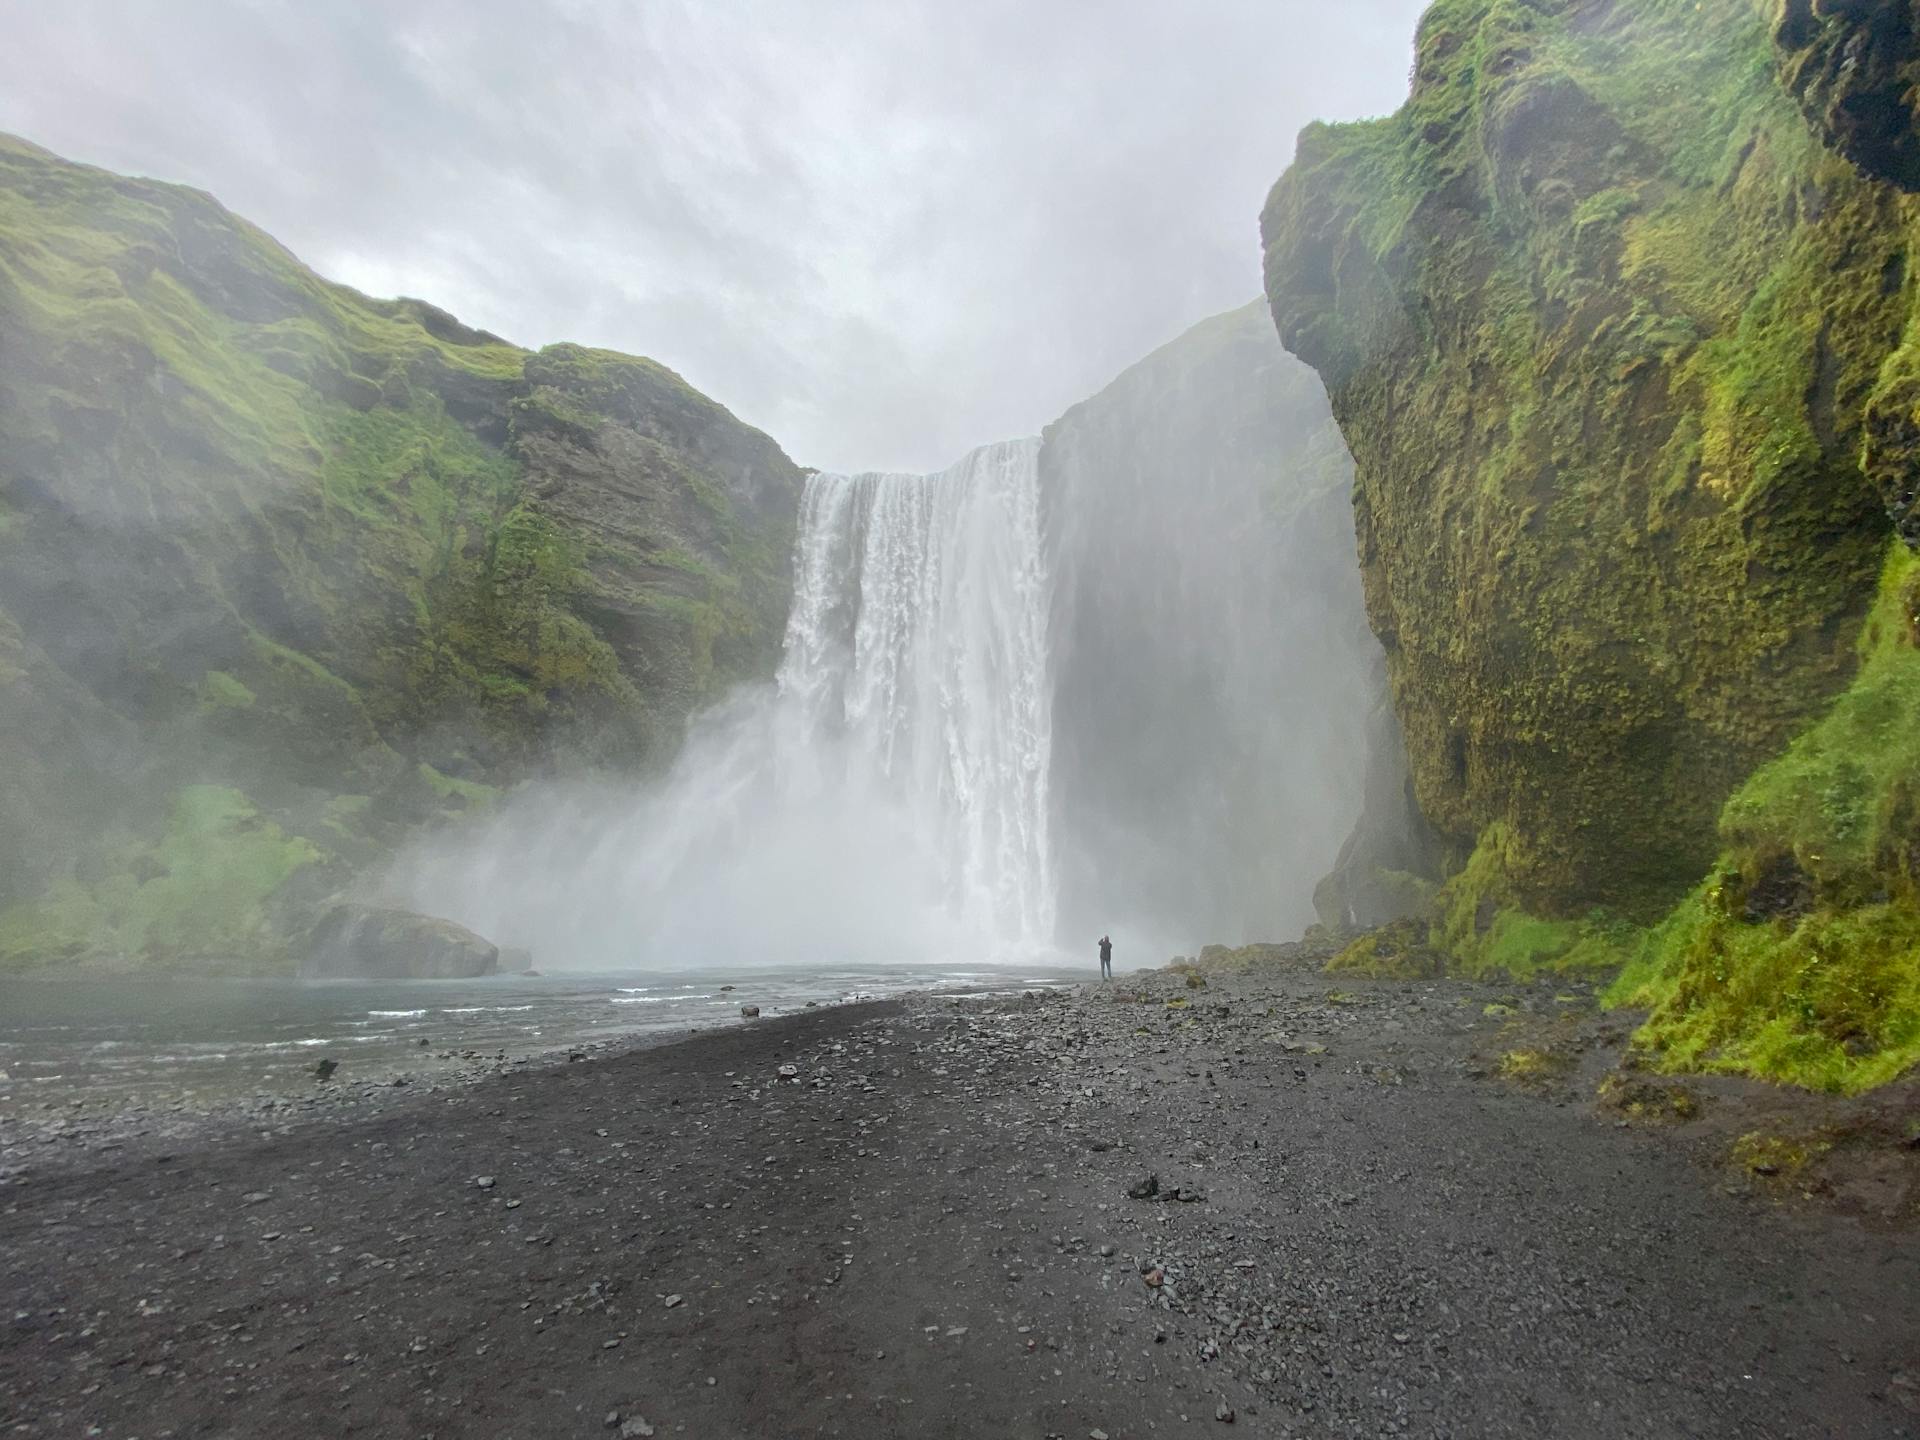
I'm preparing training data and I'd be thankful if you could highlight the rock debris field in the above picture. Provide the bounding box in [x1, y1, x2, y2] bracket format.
[3, 952, 1918, 1439]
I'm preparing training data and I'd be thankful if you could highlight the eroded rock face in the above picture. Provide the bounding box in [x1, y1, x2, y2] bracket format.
[1261, 0, 1901, 918]
[1774, 0, 1920, 192]
[301, 905, 499, 980]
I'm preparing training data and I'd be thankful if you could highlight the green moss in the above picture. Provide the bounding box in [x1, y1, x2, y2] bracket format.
[1729, 1129, 1831, 1177]
[197, 670, 256, 710]
[1326, 919, 1443, 978]
[0, 133, 802, 968]
[1264, 0, 1895, 924]
[1428, 825, 1630, 979]
[1497, 1047, 1571, 1083]
[0, 785, 322, 971]
[416, 762, 501, 808]
[1608, 547, 1920, 1093]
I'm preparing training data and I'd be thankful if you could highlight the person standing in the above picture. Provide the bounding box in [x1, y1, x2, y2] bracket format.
[1098, 934, 1113, 980]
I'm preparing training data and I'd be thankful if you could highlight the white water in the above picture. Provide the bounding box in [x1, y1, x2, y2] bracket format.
[397, 438, 1059, 968]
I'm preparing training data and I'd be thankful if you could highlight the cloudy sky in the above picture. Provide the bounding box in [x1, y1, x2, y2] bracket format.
[0, 1, 1423, 472]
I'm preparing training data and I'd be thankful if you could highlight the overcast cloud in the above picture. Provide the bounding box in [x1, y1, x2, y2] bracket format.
[0, 1, 1422, 472]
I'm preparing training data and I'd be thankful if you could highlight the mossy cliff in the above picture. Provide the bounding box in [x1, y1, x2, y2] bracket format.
[1262, 0, 1920, 1089]
[0, 135, 802, 971]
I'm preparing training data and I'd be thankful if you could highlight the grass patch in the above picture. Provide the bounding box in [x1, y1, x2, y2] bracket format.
[1609, 547, 1920, 1094]
[0, 785, 322, 970]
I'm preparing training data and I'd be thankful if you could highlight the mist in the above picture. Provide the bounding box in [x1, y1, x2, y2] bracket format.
[389, 307, 1379, 972]
[392, 440, 1061, 971]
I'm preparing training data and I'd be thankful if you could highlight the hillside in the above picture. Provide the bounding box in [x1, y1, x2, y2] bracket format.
[1262, 0, 1920, 1089]
[0, 135, 803, 971]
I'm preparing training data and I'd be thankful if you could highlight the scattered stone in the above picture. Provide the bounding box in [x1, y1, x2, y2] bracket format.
[1126, 1173, 1159, 1200]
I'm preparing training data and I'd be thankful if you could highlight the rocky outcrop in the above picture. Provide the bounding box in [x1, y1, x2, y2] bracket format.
[1263, 0, 1898, 923]
[1040, 302, 1401, 951]
[301, 904, 498, 979]
[1262, 0, 1920, 1088]
[1773, 0, 1920, 193]
[0, 134, 802, 971]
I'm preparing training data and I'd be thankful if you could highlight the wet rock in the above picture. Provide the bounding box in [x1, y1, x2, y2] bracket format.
[300, 904, 499, 980]
[311, 1058, 338, 1083]
[741, 1006, 761, 1018]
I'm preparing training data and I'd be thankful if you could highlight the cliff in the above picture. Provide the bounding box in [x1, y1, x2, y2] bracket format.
[1262, 0, 1920, 1089]
[0, 135, 802, 971]
[1040, 301, 1393, 951]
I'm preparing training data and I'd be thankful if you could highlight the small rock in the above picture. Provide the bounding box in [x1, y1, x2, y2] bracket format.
[664, 1294, 683, 1309]
[1215, 1401, 1235, 1424]
[741, 1006, 761, 1018]
[312, 1058, 338, 1082]
[1126, 1173, 1159, 1200]
[475, 1176, 496, 1190]
[619, 1419, 655, 1438]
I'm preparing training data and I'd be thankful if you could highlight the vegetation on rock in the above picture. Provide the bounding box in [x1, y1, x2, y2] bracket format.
[0, 134, 802, 971]
[1263, 0, 1920, 1088]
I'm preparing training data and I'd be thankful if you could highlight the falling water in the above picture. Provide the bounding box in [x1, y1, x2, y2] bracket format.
[396, 438, 1057, 967]
[785, 438, 1055, 945]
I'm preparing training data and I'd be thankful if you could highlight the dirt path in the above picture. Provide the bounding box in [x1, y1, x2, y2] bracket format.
[3, 962, 1917, 1438]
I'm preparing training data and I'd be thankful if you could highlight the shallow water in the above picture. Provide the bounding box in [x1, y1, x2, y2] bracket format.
[0, 962, 1084, 1111]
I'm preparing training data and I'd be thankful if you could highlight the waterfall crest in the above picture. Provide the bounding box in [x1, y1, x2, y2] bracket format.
[783, 439, 1055, 947]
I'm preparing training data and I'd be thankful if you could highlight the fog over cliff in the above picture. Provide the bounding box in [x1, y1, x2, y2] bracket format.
[395, 304, 1378, 969]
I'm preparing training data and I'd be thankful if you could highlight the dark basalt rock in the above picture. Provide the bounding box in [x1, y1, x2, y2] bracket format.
[1774, 0, 1920, 192]
[301, 904, 499, 980]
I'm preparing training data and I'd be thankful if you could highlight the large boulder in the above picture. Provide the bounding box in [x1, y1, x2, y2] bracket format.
[301, 904, 499, 980]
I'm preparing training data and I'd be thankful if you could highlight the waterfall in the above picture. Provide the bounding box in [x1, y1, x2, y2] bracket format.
[395, 438, 1059, 967]
[781, 438, 1055, 947]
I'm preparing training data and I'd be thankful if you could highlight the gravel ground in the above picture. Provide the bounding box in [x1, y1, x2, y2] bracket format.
[3, 953, 1917, 1438]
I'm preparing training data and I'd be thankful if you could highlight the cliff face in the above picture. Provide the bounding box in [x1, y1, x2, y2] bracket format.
[1041, 302, 1392, 952]
[0, 135, 802, 970]
[1262, 0, 1920, 1089]
[1264, 0, 1901, 925]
